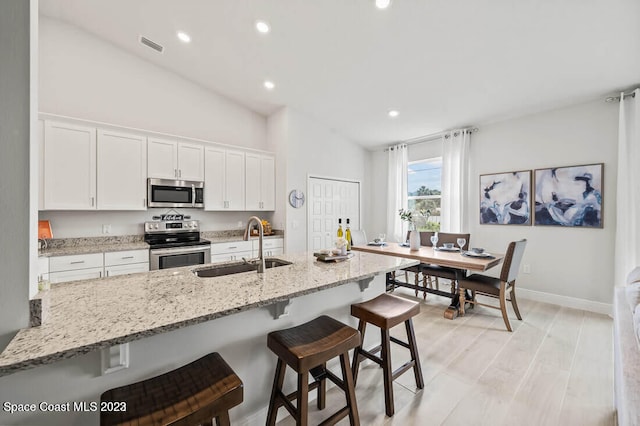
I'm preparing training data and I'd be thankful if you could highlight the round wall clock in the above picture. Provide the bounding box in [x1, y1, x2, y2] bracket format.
[288, 189, 305, 208]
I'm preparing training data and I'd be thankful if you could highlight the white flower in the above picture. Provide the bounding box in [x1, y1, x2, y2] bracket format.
[335, 237, 348, 249]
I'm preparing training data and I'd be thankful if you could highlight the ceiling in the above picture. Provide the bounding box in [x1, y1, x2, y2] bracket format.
[39, 0, 640, 149]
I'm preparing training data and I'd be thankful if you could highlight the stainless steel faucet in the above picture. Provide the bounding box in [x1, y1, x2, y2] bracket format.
[243, 216, 266, 273]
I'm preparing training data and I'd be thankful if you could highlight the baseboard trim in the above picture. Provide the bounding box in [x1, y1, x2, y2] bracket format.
[518, 287, 612, 316]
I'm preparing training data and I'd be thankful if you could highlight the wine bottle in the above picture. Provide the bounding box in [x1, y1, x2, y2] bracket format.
[345, 218, 352, 251]
[337, 218, 344, 239]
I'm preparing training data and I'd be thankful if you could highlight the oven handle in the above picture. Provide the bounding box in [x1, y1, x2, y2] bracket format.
[150, 246, 210, 256]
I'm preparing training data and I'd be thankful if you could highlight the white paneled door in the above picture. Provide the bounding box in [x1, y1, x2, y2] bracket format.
[307, 177, 360, 252]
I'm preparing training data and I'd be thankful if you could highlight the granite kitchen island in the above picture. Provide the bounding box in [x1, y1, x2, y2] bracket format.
[0, 251, 418, 425]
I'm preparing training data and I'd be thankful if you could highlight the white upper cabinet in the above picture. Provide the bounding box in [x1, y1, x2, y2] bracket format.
[97, 129, 147, 210]
[204, 147, 245, 211]
[43, 120, 97, 210]
[245, 153, 275, 211]
[148, 137, 204, 181]
[177, 141, 205, 181]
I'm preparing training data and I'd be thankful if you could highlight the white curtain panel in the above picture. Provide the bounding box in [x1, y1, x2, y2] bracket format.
[441, 130, 470, 233]
[615, 88, 640, 286]
[386, 144, 408, 243]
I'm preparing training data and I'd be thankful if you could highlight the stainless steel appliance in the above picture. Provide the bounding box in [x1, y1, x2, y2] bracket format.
[145, 220, 210, 270]
[147, 178, 204, 208]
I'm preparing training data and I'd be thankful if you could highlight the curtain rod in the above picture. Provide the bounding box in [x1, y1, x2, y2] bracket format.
[384, 127, 478, 151]
[605, 89, 637, 103]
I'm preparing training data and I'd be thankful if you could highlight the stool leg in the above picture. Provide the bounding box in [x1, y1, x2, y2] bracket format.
[351, 320, 367, 385]
[317, 362, 326, 410]
[405, 319, 424, 389]
[266, 358, 286, 426]
[380, 328, 394, 417]
[297, 371, 309, 426]
[340, 351, 360, 426]
[214, 412, 230, 426]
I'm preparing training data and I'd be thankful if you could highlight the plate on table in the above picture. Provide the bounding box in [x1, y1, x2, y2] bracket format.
[367, 241, 387, 246]
[434, 246, 460, 252]
[314, 252, 354, 262]
[462, 251, 494, 258]
[398, 242, 410, 248]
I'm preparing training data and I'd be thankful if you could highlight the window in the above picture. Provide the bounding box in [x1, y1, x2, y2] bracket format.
[407, 157, 441, 231]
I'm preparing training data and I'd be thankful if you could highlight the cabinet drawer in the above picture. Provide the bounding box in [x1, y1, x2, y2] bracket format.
[211, 251, 253, 264]
[210, 240, 253, 255]
[105, 263, 149, 277]
[49, 253, 103, 272]
[49, 267, 103, 284]
[104, 249, 149, 266]
[258, 238, 283, 250]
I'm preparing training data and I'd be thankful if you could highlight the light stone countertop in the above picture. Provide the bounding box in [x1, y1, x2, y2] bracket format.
[38, 241, 150, 257]
[0, 251, 418, 376]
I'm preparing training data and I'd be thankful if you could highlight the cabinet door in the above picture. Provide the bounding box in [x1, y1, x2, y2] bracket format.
[245, 153, 261, 210]
[97, 130, 147, 210]
[43, 121, 96, 210]
[260, 155, 276, 210]
[105, 263, 149, 277]
[148, 137, 178, 179]
[204, 147, 226, 210]
[104, 249, 149, 266]
[225, 149, 245, 210]
[49, 267, 103, 284]
[178, 142, 204, 181]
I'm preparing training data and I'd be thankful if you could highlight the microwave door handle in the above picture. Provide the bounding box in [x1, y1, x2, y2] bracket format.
[192, 184, 196, 207]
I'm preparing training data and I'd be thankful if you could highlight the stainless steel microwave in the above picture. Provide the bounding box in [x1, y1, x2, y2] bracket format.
[147, 178, 204, 208]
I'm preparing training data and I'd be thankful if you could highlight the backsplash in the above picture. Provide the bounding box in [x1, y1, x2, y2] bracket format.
[39, 210, 278, 238]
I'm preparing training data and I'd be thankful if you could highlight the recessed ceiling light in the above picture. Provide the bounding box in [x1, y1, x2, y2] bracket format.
[177, 31, 191, 43]
[376, 0, 391, 9]
[388, 110, 399, 118]
[264, 80, 275, 90]
[255, 20, 270, 34]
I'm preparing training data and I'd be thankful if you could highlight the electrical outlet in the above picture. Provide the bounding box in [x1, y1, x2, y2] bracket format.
[102, 225, 111, 234]
[523, 264, 531, 274]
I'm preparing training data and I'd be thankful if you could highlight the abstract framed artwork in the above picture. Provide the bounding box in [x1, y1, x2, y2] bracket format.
[533, 163, 603, 228]
[480, 170, 532, 225]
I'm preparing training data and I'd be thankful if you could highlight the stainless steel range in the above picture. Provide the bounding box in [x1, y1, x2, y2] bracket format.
[145, 219, 211, 270]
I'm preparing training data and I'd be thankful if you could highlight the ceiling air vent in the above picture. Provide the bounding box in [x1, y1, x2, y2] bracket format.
[139, 36, 164, 53]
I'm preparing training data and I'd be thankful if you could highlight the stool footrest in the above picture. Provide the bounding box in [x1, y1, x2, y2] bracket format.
[318, 406, 350, 426]
[389, 336, 410, 349]
[392, 360, 416, 381]
[358, 348, 383, 366]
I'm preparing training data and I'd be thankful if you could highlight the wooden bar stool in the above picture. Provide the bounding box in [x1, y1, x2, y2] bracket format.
[351, 293, 424, 417]
[266, 315, 361, 426]
[100, 352, 243, 426]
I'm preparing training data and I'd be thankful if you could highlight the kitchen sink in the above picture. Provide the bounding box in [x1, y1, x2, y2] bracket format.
[194, 258, 292, 278]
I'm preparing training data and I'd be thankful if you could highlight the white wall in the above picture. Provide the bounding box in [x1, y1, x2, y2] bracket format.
[0, 0, 34, 349]
[38, 17, 273, 237]
[268, 108, 371, 253]
[468, 99, 618, 306]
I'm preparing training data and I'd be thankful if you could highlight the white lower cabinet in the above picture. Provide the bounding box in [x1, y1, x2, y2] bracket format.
[210, 241, 253, 263]
[44, 249, 149, 284]
[49, 253, 105, 283]
[254, 237, 284, 257]
[104, 249, 149, 277]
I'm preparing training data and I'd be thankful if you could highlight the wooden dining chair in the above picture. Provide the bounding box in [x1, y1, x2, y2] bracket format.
[420, 232, 471, 295]
[457, 239, 527, 332]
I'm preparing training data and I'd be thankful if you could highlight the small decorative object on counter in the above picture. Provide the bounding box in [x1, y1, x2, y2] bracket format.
[398, 208, 430, 251]
[345, 218, 352, 251]
[337, 218, 343, 239]
[335, 237, 348, 256]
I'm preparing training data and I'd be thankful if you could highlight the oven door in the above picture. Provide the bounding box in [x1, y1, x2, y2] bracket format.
[148, 178, 204, 208]
[149, 245, 211, 270]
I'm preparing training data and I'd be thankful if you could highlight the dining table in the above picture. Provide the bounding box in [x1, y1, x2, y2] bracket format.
[351, 243, 504, 318]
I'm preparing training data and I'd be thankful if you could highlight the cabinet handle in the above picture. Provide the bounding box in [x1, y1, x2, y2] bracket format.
[121, 256, 134, 259]
[179, 169, 182, 178]
[228, 246, 237, 249]
[99, 271, 103, 278]
[105, 270, 109, 277]
[174, 169, 178, 178]
[91, 197, 95, 207]
[70, 261, 85, 264]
